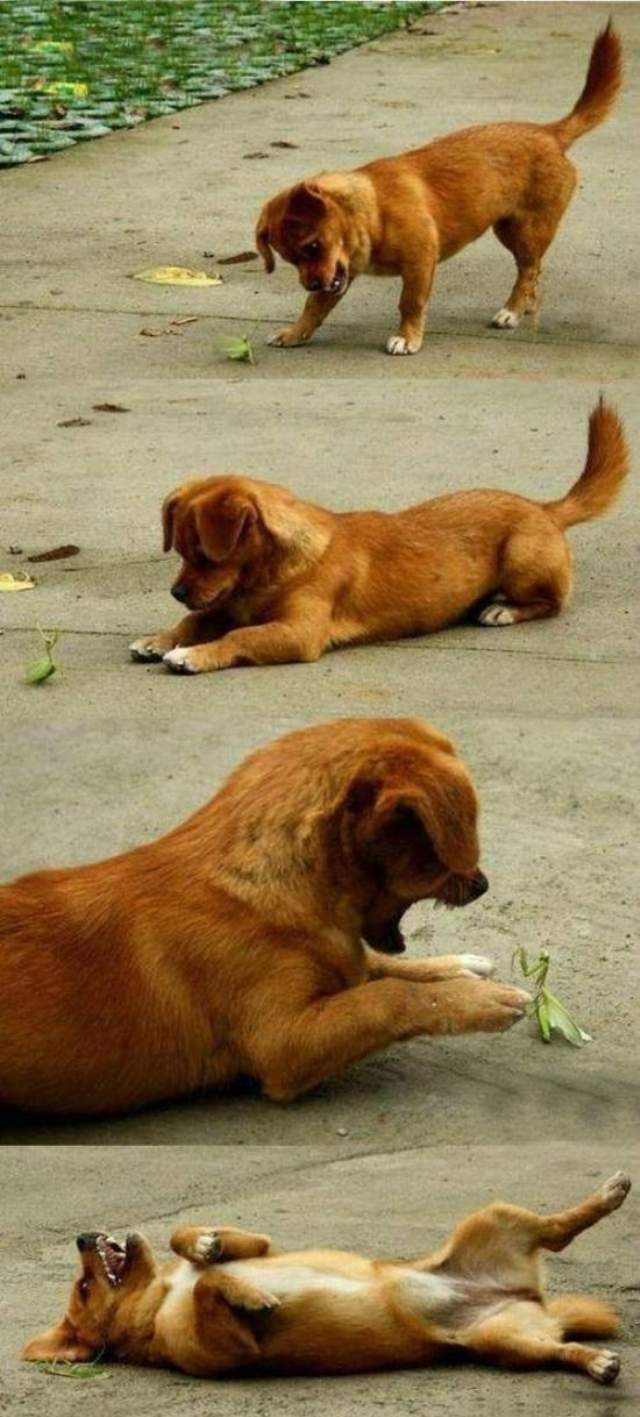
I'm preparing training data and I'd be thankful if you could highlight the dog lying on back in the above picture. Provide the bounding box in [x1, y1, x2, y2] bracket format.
[0, 716, 532, 1117]
[24, 1172, 631, 1383]
[130, 399, 627, 676]
[256, 23, 622, 354]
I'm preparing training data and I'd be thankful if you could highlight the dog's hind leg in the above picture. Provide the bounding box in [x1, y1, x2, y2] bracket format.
[491, 158, 576, 329]
[477, 521, 572, 627]
[464, 1303, 621, 1384]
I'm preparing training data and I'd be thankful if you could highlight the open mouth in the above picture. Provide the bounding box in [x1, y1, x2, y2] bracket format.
[324, 266, 348, 295]
[96, 1235, 128, 1287]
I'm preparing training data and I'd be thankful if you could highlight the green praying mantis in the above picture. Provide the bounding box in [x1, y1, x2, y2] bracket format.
[514, 947, 592, 1047]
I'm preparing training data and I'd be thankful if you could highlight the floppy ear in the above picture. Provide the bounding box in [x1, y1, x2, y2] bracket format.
[370, 767, 479, 874]
[282, 182, 328, 228]
[161, 489, 181, 553]
[196, 493, 258, 563]
[255, 208, 275, 273]
[22, 1317, 95, 1363]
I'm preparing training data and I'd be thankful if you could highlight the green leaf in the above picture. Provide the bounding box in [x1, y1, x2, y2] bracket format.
[218, 335, 255, 365]
[543, 989, 592, 1047]
[25, 655, 56, 684]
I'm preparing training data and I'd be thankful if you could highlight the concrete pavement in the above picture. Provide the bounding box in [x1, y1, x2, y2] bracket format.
[1, 3, 639, 1411]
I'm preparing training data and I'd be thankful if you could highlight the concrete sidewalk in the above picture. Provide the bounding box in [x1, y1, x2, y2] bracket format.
[1, 4, 639, 1412]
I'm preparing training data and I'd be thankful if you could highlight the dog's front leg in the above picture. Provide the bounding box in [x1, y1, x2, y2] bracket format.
[163, 610, 331, 675]
[130, 610, 232, 663]
[247, 976, 530, 1101]
[364, 947, 496, 983]
[268, 288, 348, 348]
[387, 236, 437, 356]
[171, 1226, 272, 1265]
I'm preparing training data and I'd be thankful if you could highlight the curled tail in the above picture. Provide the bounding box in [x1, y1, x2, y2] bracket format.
[544, 398, 629, 530]
[550, 21, 622, 150]
[548, 1293, 619, 1338]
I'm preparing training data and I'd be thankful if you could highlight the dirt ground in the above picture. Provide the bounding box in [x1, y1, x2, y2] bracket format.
[1, 3, 638, 1413]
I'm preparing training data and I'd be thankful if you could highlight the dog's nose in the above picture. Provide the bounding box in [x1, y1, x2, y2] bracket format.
[306, 277, 322, 292]
[171, 583, 189, 604]
[471, 871, 489, 899]
[76, 1233, 100, 1253]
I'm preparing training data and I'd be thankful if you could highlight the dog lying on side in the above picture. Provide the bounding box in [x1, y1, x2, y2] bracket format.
[255, 23, 622, 354]
[130, 398, 628, 676]
[23, 1172, 630, 1383]
[0, 717, 531, 1117]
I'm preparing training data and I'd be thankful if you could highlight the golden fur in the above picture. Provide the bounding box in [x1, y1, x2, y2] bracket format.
[23, 1173, 630, 1384]
[0, 717, 532, 1117]
[130, 398, 628, 676]
[255, 23, 622, 353]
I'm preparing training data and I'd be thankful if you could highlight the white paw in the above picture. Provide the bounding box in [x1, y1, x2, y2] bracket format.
[588, 1349, 620, 1385]
[267, 328, 308, 348]
[458, 954, 496, 979]
[492, 307, 520, 329]
[385, 334, 419, 356]
[130, 639, 166, 662]
[194, 1232, 222, 1263]
[163, 647, 199, 674]
[601, 1171, 631, 1210]
[478, 603, 517, 627]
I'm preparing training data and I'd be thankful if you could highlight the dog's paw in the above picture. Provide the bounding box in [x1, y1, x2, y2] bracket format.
[240, 1290, 280, 1314]
[457, 954, 496, 979]
[477, 603, 517, 627]
[491, 307, 520, 330]
[267, 326, 309, 348]
[587, 1350, 620, 1385]
[163, 647, 201, 674]
[601, 1172, 632, 1211]
[193, 1232, 223, 1265]
[385, 334, 421, 356]
[130, 635, 174, 662]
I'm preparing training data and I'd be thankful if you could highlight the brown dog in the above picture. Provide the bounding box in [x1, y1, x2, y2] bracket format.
[255, 23, 622, 354]
[0, 717, 531, 1117]
[130, 398, 628, 676]
[23, 1172, 631, 1383]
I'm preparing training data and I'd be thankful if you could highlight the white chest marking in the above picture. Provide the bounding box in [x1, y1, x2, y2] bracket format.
[223, 1262, 366, 1300]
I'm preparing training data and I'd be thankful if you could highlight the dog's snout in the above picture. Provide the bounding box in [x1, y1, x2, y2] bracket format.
[306, 276, 323, 292]
[471, 871, 489, 899]
[171, 583, 190, 604]
[76, 1232, 100, 1253]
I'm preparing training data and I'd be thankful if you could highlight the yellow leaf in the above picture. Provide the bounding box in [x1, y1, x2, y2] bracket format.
[132, 266, 223, 288]
[0, 571, 36, 591]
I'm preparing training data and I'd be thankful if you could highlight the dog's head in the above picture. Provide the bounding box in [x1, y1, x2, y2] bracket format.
[323, 720, 487, 953]
[256, 182, 350, 296]
[162, 475, 293, 613]
[22, 1232, 155, 1364]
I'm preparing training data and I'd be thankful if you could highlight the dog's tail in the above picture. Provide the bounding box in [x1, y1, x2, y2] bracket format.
[550, 22, 622, 150]
[547, 1293, 620, 1338]
[543, 398, 629, 530]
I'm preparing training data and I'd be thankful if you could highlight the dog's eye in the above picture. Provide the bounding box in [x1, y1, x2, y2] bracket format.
[78, 1277, 91, 1301]
[303, 241, 321, 258]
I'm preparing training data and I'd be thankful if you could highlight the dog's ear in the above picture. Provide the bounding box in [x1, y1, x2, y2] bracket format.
[369, 765, 479, 874]
[161, 489, 182, 553]
[22, 1317, 95, 1364]
[196, 492, 259, 563]
[255, 208, 275, 273]
[282, 182, 328, 228]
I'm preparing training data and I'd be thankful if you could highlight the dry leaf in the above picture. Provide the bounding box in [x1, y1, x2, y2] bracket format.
[270, 140, 299, 149]
[132, 266, 222, 287]
[139, 327, 166, 337]
[243, 151, 269, 160]
[170, 316, 199, 326]
[28, 545, 80, 563]
[57, 417, 92, 428]
[92, 402, 130, 413]
[216, 251, 258, 266]
[0, 571, 36, 591]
